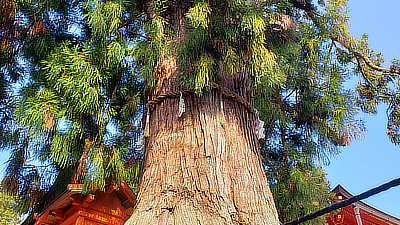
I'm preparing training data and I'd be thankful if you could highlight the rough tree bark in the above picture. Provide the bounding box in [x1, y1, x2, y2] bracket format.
[125, 58, 280, 225]
[125, 1, 280, 224]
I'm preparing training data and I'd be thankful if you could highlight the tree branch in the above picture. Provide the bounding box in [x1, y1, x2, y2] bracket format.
[288, 0, 400, 75]
[272, 91, 349, 146]
[331, 36, 400, 75]
[355, 57, 378, 91]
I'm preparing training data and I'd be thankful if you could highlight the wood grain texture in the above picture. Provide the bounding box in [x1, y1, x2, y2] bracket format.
[125, 57, 280, 224]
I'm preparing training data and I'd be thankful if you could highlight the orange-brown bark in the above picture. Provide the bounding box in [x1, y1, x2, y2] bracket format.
[125, 0, 280, 223]
[126, 56, 280, 224]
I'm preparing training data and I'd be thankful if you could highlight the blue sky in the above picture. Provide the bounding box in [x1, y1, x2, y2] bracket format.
[324, 0, 400, 218]
[0, 0, 399, 221]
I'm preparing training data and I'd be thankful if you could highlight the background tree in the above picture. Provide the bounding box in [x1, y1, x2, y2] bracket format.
[2, 0, 400, 224]
[2, 0, 143, 218]
[1, 0, 22, 153]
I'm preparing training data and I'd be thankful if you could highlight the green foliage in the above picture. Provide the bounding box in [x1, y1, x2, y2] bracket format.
[325, 0, 352, 38]
[152, 0, 168, 13]
[258, 0, 367, 222]
[241, 12, 266, 37]
[248, 41, 283, 86]
[269, 164, 332, 224]
[4, 0, 143, 219]
[193, 54, 216, 93]
[222, 46, 239, 75]
[86, 0, 124, 38]
[135, 16, 168, 83]
[186, 1, 211, 29]
[0, 187, 20, 225]
[3, 0, 400, 224]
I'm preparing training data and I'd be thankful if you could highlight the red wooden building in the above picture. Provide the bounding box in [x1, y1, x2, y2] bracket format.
[325, 184, 400, 225]
[32, 182, 400, 225]
[33, 181, 136, 225]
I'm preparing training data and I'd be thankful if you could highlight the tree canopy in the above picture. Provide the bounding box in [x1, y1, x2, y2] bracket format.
[1, 0, 400, 223]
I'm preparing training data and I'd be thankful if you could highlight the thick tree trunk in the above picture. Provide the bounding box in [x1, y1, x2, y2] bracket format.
[125, 56, 280, 224]
[126, 0, 280, 223]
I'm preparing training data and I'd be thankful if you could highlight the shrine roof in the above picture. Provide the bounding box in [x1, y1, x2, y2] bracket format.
[332, 184, 400, 225]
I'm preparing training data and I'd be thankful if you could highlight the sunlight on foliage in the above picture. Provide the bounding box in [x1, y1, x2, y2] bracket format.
[186, 1, 211, 29]
[0, 186, 20, 225]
